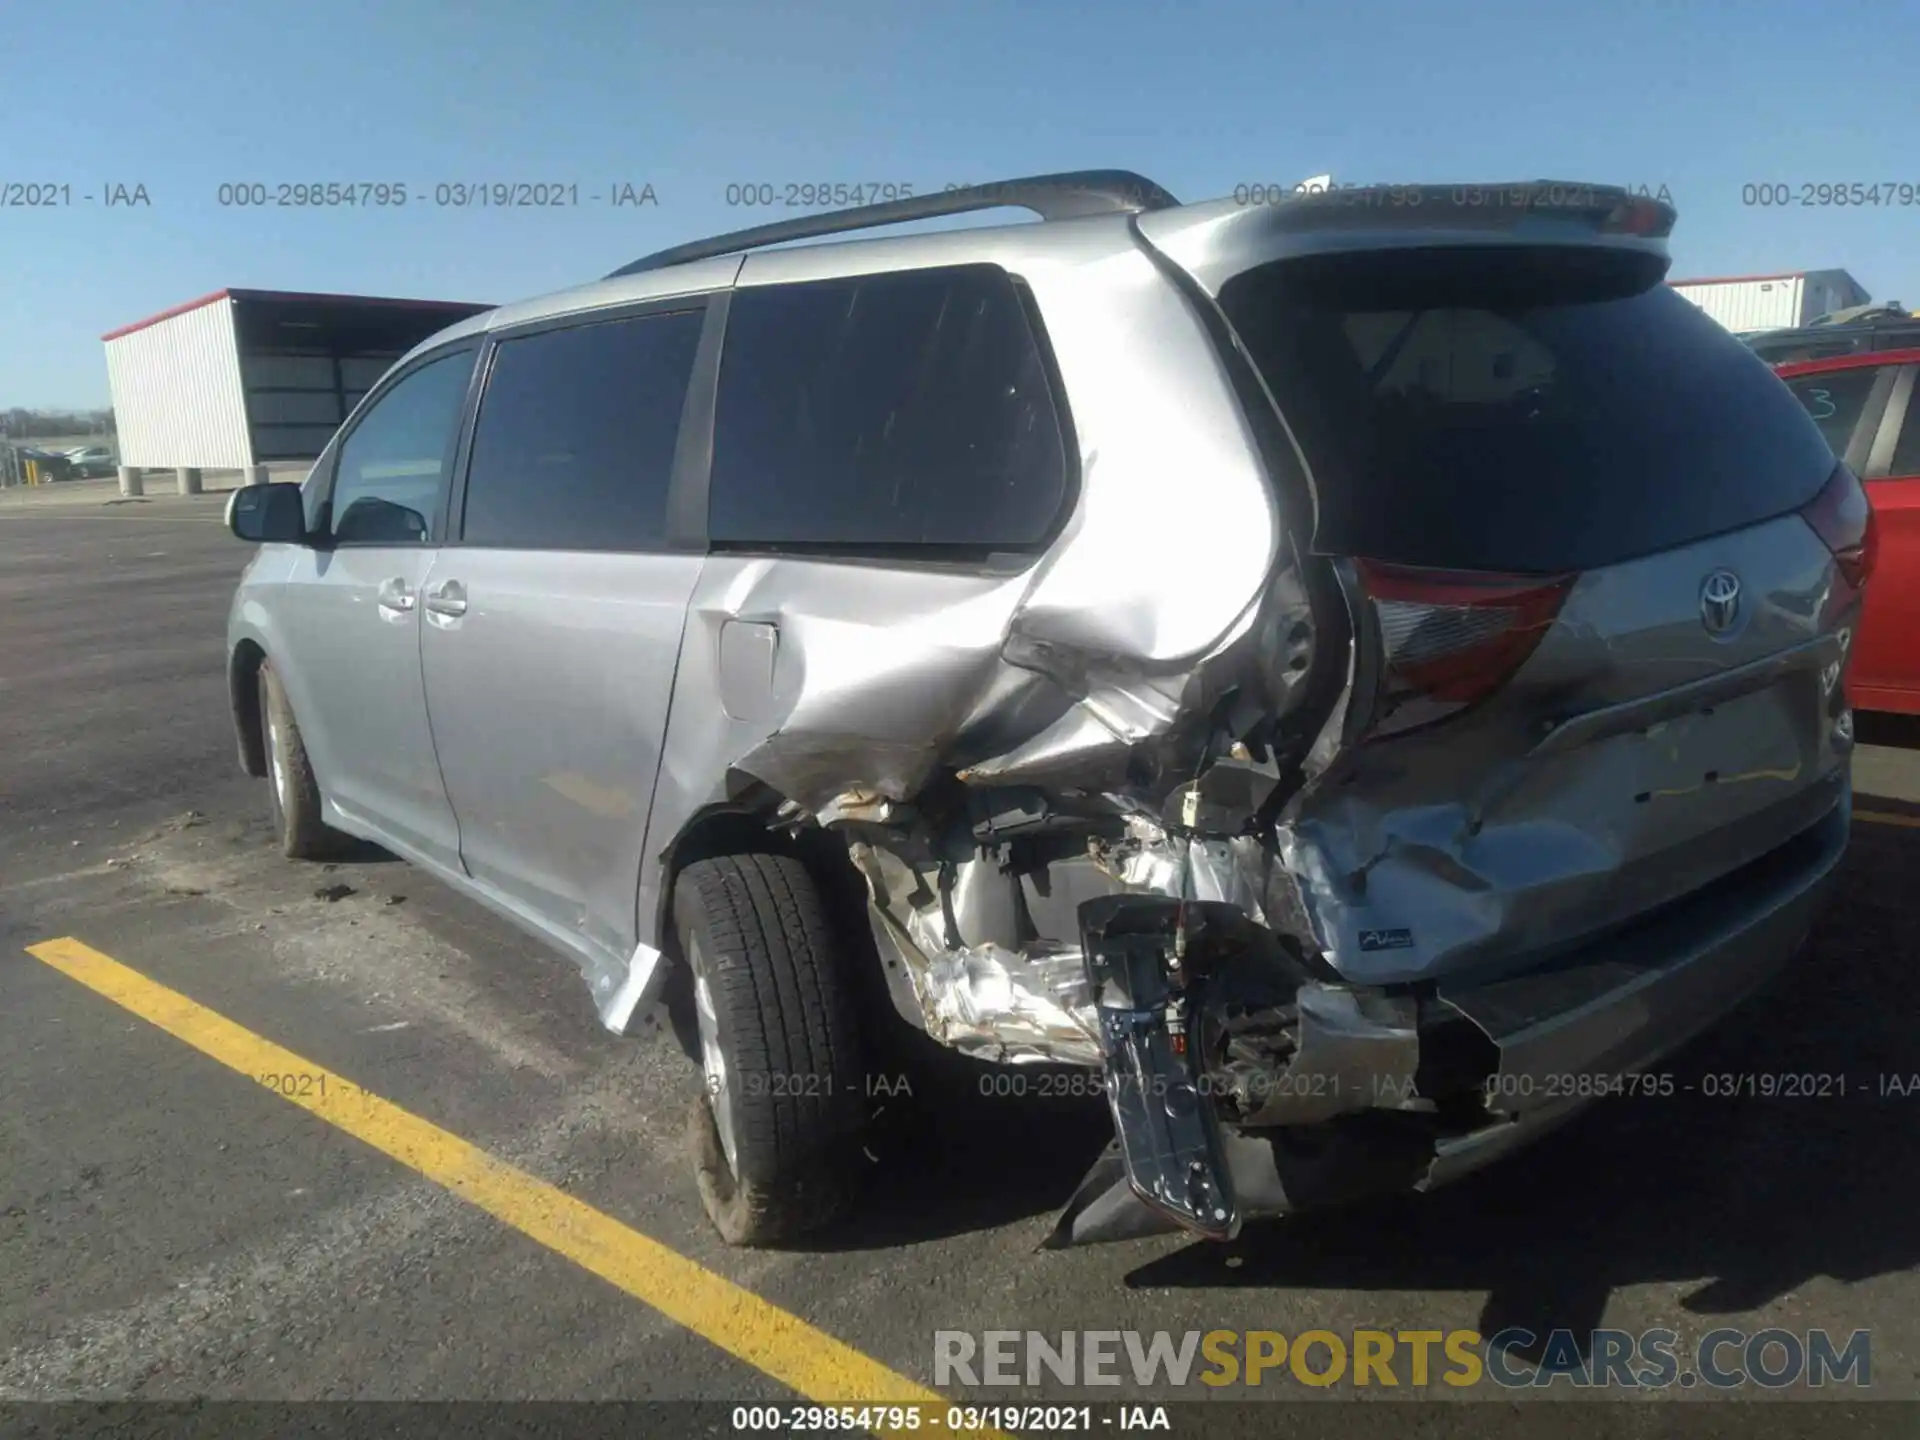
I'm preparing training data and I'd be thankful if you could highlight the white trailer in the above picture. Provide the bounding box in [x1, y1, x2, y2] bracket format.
[1669, 270, 1869, 335]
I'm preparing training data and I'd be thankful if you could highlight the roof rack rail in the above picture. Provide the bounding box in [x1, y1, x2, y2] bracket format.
[605, 169, 1178, 279]
[1806, 301, 1912, 328]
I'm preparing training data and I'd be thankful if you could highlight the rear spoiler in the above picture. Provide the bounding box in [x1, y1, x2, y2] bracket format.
[1264, 181, 1673, 239]
[1136, 180, 1676, 296]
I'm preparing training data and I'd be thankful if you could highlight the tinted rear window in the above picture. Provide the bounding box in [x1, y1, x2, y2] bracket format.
[1891, 387, 1920, 477]
[1780, 366, 1884, 456]
[1220, 248, 1839, 573]
[461, 308, 703, 551]
[709, 265, 1070, 554]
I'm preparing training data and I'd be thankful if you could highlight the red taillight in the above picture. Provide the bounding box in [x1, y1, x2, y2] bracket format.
[1800, 465, 1877, 589]
[1601, 196, 1670, 237]
[1353, 560, 1575, 739]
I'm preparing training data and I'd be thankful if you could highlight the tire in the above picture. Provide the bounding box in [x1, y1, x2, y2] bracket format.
[257, 659, 348, 860]
[675, 852, 869, 1246]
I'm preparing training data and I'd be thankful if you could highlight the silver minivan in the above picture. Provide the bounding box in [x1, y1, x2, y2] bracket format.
[225, 173, 1870, 1248]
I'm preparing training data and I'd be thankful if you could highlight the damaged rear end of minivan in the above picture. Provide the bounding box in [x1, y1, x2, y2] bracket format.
[664, 183, 1868, 1248]
[1034, 184, 1867, 1244]
[1035, 185, 1867, 1244]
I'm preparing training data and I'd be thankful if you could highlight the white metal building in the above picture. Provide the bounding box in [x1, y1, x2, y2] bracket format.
[1668, 270, 1869, 335]
[102, 289, 493, 474]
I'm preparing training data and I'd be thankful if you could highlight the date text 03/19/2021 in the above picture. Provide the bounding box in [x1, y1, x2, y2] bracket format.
[211, 182, 659, 208]
[705, 1070, 1919, 1104]
[728, 1404, 1171, 1432]
[974, 1069, 1894, 1105]
[279, 1066, 1920, 1107]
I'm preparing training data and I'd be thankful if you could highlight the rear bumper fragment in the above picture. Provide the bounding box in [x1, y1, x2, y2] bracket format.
[1049, 784, 1849, 1247]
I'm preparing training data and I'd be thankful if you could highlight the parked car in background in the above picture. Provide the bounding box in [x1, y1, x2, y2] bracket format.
[222, 174, 1864, 1252]
[64, 445, 117, 478]
[1776, 348, 1917, 714]
[1749, 304, 1920, 365]
[16, 447, 75, 482]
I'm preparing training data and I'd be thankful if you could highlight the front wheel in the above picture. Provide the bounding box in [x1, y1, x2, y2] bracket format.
[257, 660, 350, 860]
[675, 852, 870, 1246]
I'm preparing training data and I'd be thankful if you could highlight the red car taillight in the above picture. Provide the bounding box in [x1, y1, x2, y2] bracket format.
[1353, 559, 1575, 740]
[1600, 195, 1670, 237]
[1799, 464, 1877, 589]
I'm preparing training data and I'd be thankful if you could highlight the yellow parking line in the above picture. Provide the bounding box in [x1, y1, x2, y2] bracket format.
[1856, 809, 1920, 829]
[26, 936, 1001, 1438]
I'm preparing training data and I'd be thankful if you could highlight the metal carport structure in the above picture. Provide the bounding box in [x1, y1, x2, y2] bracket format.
[102, 289, 493, 495]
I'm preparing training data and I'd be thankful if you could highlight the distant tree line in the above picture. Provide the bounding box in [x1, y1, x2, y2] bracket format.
[1, 407, 115, 439]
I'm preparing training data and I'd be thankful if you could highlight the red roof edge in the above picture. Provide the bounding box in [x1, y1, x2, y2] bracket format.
[1773, 346, 1920, 377]
[101, 289, 231, 342]
[1668, 271, 1806, 288]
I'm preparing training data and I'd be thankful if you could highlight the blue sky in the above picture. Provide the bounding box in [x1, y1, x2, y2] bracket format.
[5, 0, 1915, 408]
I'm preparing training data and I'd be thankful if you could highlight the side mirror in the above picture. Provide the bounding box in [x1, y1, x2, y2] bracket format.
[227, 482, 308, 544]
[333, 496, 429, 545]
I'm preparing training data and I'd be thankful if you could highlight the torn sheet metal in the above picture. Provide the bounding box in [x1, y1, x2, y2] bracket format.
[1092, 819, 1275, 923]
[627, 238, 1315, 960]
[1047, 785, 1852, 1248]
[852, 842, 1106, 1064]
[595, 942, 668, 1036]
[851, 814, 1311, 1069]
[1227, 984, 1420, 1126]
[954, 706, 1134, 787]
[848, 804, 1340, 1070]
[1270, 516, 1853, 988]
[1077, 895, 1244, 1240]
[918, 944, 1100, 1066]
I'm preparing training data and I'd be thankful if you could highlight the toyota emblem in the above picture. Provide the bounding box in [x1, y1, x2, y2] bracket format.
[1700, 570, 1742, 635]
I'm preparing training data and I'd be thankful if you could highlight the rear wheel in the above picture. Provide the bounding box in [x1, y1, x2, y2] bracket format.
[258, 660, 348, 860]
[675, 852, 869, 1246]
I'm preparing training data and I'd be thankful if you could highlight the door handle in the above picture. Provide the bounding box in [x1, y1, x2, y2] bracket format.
[376, 578, 416, 612]
[424, 579, 468, 618]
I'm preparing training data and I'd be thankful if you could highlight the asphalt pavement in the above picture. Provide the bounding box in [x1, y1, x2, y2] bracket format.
[3, 487, 1917, 1432]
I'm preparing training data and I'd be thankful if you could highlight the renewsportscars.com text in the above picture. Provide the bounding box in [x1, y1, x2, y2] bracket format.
[934, 1327, 1872, 1390]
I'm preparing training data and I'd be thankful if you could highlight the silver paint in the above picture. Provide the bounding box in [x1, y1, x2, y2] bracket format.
[1273, 516, 1849, 987]
[226, 179, 1862, 1234]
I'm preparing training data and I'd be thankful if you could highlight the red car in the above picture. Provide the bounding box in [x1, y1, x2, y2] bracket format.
[1776, 348, 1920, 714]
